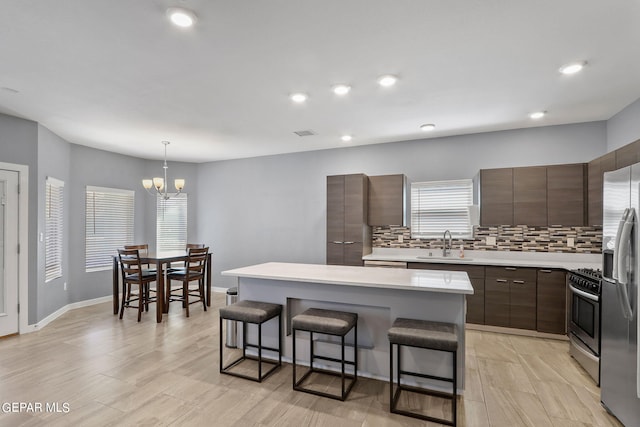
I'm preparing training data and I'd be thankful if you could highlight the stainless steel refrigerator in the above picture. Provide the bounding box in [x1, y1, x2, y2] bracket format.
[601, 163, 640, 426]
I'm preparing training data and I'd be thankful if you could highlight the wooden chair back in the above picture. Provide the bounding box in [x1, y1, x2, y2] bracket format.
[185, 247, 209, 280]
[124, 244, 149, 256]
[186, 243, 205, 250]
[118, 248, 144, 284]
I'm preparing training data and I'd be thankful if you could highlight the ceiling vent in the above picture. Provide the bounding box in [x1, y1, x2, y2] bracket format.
[294, 130, 315, 137]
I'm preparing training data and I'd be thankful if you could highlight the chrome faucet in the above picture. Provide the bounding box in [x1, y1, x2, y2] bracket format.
[443, 230, 452, 257]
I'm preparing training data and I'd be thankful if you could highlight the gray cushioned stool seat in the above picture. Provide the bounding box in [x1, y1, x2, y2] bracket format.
[291, 308, 357, 335]
[219, 299, 283, 383]
[219, 300, 282, 324]
[388, 318, 458, 352]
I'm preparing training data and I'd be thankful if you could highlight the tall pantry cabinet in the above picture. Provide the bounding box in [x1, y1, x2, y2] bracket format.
[326, 174, 371, 266]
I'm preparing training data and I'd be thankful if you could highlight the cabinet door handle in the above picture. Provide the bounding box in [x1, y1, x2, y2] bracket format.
[513, 280, 525, 284]
[496, 279, 508, 283]
[344, 241, 354, 245]
[332, 241, 344, 244]
[505, 267, 517, 271]
[539, 269, 552, 273]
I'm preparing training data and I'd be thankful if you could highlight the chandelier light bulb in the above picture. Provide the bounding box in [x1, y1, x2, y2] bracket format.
[559, 61, 586, 75]
[529, 111, 546, 120]
[142, 141, 185, 199]
[420, 124, 436, 131]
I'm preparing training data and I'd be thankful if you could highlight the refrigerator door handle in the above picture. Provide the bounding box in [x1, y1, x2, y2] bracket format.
[612, 208, 630, 281]
[616, 208, 635, 320]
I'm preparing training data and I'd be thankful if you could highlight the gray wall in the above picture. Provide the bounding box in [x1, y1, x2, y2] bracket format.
[37, 125, 71, 319]
[0, 114, 39, 323]
[197, 121, 607, 289]
[607, 98, 640, 151]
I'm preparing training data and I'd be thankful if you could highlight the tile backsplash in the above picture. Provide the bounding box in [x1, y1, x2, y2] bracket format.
[372, 225, 602, 253]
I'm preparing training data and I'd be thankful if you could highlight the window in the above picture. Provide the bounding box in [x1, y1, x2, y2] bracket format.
[157, 194, 187, 252]
[45, 177, 64, 282]
[411, 179, 474, 239]
[85, 186, 134, 272]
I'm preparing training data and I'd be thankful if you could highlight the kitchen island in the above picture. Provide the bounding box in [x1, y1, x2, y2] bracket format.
[222, 262, 474, 392]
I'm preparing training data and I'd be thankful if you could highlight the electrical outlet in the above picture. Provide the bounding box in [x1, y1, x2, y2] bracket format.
[398, 235, 403, 243]
[567, 237, 575, 247]
[486, 236, 497, 245]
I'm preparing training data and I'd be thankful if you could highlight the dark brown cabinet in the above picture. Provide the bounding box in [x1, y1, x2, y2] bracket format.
[485, 266, 537, 330]
[326, 174, 371, 266]
[513, 166, 547, 225]
[536, 269, 567, 334]
[368, 174, 408, 226]
[481, 164, 587, 226]
[547, 164, 586, 226]
[587, 152, 616, 225]
[480, 168, 513, 226]
[408, 263, 485, 324]
[615, 139, 640, 169]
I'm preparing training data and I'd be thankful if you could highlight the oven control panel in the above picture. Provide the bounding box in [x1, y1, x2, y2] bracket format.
[569, 268, 602, 296]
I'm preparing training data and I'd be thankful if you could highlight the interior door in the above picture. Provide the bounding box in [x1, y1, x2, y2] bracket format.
[0, 170, 19, 336]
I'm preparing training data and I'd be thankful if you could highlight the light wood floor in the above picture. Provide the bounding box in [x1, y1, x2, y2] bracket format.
[0, 293, 623, 427]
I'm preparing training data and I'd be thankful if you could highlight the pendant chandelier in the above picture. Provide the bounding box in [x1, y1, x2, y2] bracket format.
[142, 141, 185, 200]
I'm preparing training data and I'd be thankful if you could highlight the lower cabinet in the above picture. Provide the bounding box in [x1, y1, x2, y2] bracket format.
[536, 269, 567, 334]
[406, 262, 566, 333]
[408, 263, 485, 325]
[485, 266, 537, 330]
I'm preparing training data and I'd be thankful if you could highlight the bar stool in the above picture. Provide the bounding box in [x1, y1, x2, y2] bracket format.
[219, 300, 282, 382]
[291, 308, 358, 401]
[388, 318, 458, 426]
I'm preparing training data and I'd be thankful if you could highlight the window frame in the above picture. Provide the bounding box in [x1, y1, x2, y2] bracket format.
[156, 193, 188, 252]
[410, 179, 474, 239]
[85, 185, 135, 272]
[45, 176, 64, 283]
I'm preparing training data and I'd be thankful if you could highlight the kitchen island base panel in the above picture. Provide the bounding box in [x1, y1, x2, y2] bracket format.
[235, 276, 467, 392]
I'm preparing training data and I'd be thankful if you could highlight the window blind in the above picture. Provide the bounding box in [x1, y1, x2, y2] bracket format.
[85, 186, 134, 272]
[45, 177, 64, 282]
[411, 179, 473, 239]
[157, 193, 187, 252]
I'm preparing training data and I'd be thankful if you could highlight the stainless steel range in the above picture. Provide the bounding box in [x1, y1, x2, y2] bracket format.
[568, 268, 602, 384]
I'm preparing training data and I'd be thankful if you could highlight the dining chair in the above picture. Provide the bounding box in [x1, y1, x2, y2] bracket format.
[124, 244, 156, 307]
[167, 246, 208, 317]
[117, 248, 157, 321]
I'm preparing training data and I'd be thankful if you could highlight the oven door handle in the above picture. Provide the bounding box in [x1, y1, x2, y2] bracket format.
[569, 284, 600, 302]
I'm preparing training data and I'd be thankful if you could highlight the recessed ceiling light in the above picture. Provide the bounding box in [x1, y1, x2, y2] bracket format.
[559, 61, 586, 75]
[377, 75, 398, 87]
[529, 111, 546, 120]
[420, 124, 436, 131]
[341, 135, 353, 142]
[290, 93, 308, 103]
[332, 84, 351, 96]
[166, 7, 197, 28]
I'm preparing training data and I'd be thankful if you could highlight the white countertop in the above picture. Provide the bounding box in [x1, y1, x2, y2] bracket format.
[363, 248, 602, 270]
[222, 262, 474, 294]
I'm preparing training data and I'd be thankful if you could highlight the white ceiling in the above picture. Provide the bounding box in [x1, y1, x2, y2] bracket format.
[1, 0, 639, 163]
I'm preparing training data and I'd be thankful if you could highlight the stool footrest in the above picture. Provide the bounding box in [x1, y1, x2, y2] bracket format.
[399, 369, 454, 384]
[312, 354, 356, 366]
[294, 367, 357, 402]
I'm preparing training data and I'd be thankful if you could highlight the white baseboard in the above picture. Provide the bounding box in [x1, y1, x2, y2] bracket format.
[26, 290, 229, 334]
[27, 295, 113, 333]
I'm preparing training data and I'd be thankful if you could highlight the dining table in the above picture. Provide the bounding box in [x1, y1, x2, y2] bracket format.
[112, 250, 213, 322]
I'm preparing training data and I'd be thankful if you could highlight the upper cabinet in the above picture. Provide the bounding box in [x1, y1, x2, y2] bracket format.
[547, 164, 587, 226]
[480, 168, 513, 226]
[615, 139, 640, 169]
[481, 164, 586, 226]
[587, 152, 616, 225]
[368, 174, 408, 226]
[513, 166, 547, 226]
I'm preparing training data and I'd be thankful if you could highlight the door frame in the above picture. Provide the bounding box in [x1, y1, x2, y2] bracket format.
[0, 162, 29, 333]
